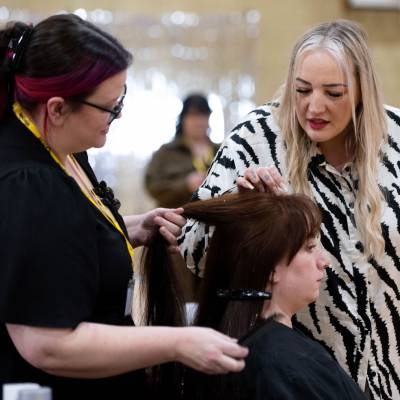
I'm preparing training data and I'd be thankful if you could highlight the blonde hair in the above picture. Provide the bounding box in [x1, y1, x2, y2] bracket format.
[275, 19, 387, 260]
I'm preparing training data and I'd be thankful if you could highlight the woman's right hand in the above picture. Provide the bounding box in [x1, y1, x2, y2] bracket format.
[236, 165, 288, 194]
[174, 327, 248, 374]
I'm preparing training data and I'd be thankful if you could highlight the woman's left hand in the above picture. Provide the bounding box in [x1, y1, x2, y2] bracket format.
[237, 165, 288, 194]
[124, 208, 186, 252]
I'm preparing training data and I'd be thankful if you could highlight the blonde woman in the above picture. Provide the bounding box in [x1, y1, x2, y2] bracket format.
[179, 19, 400, 400]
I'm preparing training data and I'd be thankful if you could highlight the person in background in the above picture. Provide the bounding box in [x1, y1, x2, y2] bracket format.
[145, 94, 220, 302]
[141, 190, 366, 399]
[178, 19, 400, 400]
[0, 15, 247, 400]
[145, 93, 219, 208]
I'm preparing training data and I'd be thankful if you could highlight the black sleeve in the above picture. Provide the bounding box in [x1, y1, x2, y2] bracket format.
[0, 164, 99, 328]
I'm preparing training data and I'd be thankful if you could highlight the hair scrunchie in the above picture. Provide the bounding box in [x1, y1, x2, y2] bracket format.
[5, 27, 33, 73]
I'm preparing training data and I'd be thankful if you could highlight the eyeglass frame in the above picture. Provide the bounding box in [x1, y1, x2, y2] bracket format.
[72, 84, 127, 125]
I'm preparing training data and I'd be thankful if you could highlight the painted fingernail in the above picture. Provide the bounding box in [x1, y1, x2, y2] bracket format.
[262, 173, 271, 182]
[245, 181, 255, 190]
[280, 184, 289, 192]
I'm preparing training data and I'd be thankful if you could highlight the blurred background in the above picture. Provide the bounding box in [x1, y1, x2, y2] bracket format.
[2, 0, 399, 215]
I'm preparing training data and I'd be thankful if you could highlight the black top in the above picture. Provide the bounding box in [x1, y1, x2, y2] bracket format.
[239, 318, 367, 400]
[0, 112, 146, 399]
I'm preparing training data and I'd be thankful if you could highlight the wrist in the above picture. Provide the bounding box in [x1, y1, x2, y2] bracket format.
[168, 327, 187, 364]
[123, 214, 144, 247]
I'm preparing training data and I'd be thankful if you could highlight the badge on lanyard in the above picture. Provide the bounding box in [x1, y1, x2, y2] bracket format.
[124, 278, 134, 317]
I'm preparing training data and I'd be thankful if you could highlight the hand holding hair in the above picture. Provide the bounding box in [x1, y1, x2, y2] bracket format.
[173, 327, 248, 374]
[237, 165, 288, 194]
[124, 207, 186, 252]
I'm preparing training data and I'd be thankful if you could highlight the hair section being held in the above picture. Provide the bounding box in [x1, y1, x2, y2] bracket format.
[140, 232, 187, 399]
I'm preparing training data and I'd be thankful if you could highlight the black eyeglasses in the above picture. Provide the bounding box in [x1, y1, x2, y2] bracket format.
[75, 84, 127, 125]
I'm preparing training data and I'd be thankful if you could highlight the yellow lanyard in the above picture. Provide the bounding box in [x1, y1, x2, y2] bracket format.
[13, 102, 135, 264]
[192, 149, 214, 173]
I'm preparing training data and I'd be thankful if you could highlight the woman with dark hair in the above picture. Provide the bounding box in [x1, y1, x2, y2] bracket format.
[0, 15, 247, 399]
[142, 191, 366, 399]
[145, 93, 219, 208]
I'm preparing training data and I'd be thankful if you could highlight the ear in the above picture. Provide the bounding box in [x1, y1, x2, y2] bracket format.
[46, 97, 70, 126]
[271, 263, 285, 284]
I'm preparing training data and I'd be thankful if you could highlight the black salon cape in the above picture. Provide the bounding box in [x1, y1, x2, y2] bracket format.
[0, 112, 146, 399]
[240, 318, 367, 400]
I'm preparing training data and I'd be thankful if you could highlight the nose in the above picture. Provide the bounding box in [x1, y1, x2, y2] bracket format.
[308, 91, 326, 115]
[317, 249, 331, 270]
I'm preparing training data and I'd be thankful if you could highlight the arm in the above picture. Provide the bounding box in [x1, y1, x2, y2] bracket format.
[7, 322, 248, 378]
[179, 110, 284, 276]
[178, 143, 241, 276]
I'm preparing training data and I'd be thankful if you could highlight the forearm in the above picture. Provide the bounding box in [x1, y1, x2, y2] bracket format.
[9, 322, 181, 379]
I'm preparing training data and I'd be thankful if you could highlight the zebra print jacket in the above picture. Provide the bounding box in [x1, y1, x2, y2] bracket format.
[179, 102, 400, 400]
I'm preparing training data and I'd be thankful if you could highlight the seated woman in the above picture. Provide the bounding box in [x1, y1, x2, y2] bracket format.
[141, 191, 367, 399]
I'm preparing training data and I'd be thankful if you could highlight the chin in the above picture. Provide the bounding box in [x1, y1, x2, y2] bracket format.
[305, 131, 327, 143]
[304, 293, 319, 305]
[94, 138, 107, 148]
[311, 291, 320, 302]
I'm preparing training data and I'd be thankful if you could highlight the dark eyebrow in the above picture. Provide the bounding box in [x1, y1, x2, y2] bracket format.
[295, 78, 347, 88]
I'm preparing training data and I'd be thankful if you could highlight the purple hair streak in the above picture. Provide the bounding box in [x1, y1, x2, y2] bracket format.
[14, 60, 122, 103]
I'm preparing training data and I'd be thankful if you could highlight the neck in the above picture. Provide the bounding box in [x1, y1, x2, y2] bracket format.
[318, 126, 354, 171]
[261, 301, 293, 328]
[42, 130, 70, 165]
[184, 135, 210, 145]
[23, 106, 70, 165]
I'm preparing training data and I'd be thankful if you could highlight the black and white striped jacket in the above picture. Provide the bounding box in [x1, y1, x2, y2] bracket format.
[179, 102, 400, 400]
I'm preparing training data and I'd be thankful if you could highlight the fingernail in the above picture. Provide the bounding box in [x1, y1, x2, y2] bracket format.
[245, 181, 255, 190]
[263, 173, 271, 182]
[280, 184, 289, 193]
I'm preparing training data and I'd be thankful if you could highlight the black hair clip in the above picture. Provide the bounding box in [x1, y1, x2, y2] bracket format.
[93, 180, 121, 211]
[216, 289, 272, 301]
[6, 27, 33, 72]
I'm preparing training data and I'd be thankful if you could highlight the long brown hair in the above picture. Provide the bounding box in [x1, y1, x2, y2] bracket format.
[141, 190, 321, 398]
[189, 191, 321, 337]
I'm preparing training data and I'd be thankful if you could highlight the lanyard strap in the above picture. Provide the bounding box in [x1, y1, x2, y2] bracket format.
[192, 148, 214, 173]
[13, 102, 135, 264]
